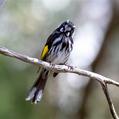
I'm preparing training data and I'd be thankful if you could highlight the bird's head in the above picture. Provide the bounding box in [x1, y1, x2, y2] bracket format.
[57, 20, 75, 37]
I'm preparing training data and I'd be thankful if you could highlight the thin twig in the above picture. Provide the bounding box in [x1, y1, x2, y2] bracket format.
[101, 83, 119, 119]
[0, 46, 119, 119]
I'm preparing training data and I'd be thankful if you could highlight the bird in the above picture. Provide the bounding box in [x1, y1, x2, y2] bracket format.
[26, 20, 75, 104]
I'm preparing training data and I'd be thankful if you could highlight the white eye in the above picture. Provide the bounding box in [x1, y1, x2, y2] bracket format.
[60, 27, 64, 32]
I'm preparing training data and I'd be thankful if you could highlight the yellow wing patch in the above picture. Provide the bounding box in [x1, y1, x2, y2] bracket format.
[41, 45, 49, 60]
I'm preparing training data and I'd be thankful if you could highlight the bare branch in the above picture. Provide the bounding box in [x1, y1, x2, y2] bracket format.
[101, 83, 119, 119]
[0, 46, 119, 119]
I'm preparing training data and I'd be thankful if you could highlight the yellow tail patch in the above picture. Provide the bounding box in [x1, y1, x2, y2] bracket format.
[41, 45, 48, 60]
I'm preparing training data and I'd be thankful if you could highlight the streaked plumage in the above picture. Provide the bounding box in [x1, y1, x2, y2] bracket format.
[26, 20, 75, 104]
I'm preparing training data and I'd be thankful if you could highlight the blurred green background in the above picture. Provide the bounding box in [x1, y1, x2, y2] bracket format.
[0, 0, 119, 119]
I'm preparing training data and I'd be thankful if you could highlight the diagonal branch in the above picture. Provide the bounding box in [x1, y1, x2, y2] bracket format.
[0, 46, 119, 119]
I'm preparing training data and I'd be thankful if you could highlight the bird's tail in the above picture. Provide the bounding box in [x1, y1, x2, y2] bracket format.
[26, 69, 49, 104]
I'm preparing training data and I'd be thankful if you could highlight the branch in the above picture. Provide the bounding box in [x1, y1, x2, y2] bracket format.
[0, 46, 119, 119]
[101, 83, 119, 119]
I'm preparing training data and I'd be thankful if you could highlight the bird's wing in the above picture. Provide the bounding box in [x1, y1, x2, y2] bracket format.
[40, 31, 60, 60]
[40, 45, 49, 60]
